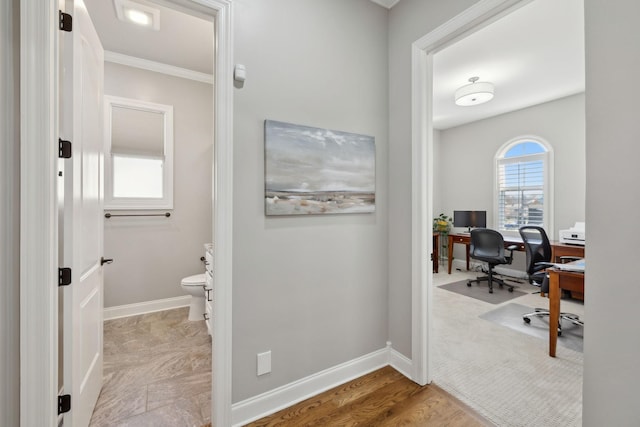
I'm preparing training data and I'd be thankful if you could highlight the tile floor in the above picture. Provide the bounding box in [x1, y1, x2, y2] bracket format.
[89, 307, 211, 427]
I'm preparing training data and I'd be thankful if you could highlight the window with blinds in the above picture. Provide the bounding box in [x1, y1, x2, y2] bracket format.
[496, 140, 549, 232]
[104, 95, 174, 210]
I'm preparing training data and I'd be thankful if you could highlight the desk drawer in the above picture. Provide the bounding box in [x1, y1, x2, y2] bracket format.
[452, 235, 470, 244]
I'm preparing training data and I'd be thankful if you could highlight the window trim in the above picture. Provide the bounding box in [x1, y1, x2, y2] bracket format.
[104, 95, 174, 210]
[494, 136, 554, 238]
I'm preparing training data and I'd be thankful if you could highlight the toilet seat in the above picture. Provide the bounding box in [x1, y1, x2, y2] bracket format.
[181, 273, 206, 286]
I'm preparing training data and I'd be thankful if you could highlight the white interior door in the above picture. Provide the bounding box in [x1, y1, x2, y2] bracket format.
[60, 0, 105, 425]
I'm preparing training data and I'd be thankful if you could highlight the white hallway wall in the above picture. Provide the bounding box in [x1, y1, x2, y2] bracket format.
[232, 0, 389, 403]
[387, 0, 481, 360]
[437, 93, 586, 268]
[103, 63, 213, 307]
[583, 0, 640, 425]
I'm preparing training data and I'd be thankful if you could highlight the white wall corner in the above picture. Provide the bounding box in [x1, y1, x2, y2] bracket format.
[387, 341, 413, 379]
[231, 348, 390, 427]
[369, 0, 401, 9]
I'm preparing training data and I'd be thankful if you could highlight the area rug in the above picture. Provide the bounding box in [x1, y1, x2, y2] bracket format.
[438, 279, 526, 304]
[479, 302, 583, 352]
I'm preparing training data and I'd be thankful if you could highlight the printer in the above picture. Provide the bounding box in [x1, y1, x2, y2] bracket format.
[559, 222, 586, 245]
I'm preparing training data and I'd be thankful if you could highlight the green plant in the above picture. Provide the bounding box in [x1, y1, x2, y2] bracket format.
[433, 213, 452, 233]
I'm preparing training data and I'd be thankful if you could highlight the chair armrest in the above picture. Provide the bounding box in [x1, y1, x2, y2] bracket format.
[505, 244, 518, 264]
[535, 262, 556, 269]
[560, 256, 582, 263]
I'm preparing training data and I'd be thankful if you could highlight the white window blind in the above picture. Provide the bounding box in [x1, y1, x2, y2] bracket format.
[104, 95, 174, 210]
[497, 149, 546, 231]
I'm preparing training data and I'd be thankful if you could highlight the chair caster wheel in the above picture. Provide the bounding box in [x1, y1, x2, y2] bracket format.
[467, 281, 472, 287]
[523, 317, 531, 324]
[508, 287, 514, 292]
[558, 330, 562, 337]
[489, 289, 493, 294]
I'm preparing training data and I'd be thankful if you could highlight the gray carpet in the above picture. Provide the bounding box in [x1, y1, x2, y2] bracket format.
[480, 302, 583, 352]
[432, 271, 583, 426]
[438, 279, 526, 304]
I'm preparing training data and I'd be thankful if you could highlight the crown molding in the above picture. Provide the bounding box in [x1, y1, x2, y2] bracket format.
[104, 50, 214, 84]
[370, 0, 401, 9]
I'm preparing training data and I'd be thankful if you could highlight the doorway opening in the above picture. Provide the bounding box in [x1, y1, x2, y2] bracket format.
[20, 0, 233, 426]
[413, 0, 585, 425]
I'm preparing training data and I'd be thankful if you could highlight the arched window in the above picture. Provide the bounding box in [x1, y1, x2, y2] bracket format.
[495, 138, 553, 234]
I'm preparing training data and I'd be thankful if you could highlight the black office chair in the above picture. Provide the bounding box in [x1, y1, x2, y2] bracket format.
[519, 226, 583, 332]
[467, 228, 517, 293]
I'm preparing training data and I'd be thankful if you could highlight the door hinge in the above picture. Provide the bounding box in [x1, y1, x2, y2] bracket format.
[58, 138, 72, 159]
[59, 11, 72, 32]
[58, 268, 72, 287]
[58, 394, 71, 415]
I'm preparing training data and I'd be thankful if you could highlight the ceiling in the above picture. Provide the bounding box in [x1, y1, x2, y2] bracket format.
[83, 0, 584, 130]
[83, 0, 214, 74]
[433, 0, 585, 129]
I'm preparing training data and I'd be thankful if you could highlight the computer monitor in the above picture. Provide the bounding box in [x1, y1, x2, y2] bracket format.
[453, 210, 487, 232]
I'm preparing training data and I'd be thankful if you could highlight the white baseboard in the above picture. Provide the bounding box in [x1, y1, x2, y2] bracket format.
[388, 344, 413, 379]
[103, 295, 191, 320]
[231, 347, 390, 426]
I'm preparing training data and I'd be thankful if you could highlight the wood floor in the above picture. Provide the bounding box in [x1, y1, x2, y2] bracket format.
[245, 366, 493, 427]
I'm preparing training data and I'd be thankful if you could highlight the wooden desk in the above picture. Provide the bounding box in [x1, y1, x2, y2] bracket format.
[446, 232, 585, 274]
[548, 267, 584, 357]
[548, 241, 585, 262]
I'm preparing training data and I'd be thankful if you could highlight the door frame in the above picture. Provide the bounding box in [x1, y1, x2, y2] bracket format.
[410, 0, 531, 385]
[19, 0, 234, 425]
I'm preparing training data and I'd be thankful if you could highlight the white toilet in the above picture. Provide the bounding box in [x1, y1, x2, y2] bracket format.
[180, 273, 206, 321]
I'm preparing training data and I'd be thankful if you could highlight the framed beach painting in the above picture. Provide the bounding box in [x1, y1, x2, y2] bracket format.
[264, 120, 375, 216]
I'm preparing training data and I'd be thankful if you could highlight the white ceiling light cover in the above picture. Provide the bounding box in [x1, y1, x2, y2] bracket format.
[114, 0, 160, 31]
[455, 78, 494, 106]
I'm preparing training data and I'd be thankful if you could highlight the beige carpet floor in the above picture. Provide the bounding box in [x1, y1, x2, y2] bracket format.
[432, 269, 584, 426]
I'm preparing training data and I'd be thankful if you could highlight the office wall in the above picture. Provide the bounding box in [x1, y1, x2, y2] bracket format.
[103, 63, 213, 307]
[437, 93, 586, 268]
[232, 0, 388, 402]
[387, 0, 481, 359]
[0, 0, 20, 425]
[583, 1, 640, 425]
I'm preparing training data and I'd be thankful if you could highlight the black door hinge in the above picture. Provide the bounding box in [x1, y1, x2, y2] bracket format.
[59, 268, 72, 287]
[58, 394, 71, 415]
[59, 139, 72, 159]
[59, 11, 72, 32]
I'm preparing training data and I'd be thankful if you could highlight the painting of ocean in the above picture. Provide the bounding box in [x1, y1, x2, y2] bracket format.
[265, 120, 375, 215]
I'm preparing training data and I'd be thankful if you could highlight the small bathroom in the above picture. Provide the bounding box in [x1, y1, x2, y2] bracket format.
[101, 62, 214, 322]
[82, 1, 216, 425]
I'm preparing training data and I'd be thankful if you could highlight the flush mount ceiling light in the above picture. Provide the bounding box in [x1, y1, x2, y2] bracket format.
[454, 76, 494, 106]
[114, 0, 160, 31]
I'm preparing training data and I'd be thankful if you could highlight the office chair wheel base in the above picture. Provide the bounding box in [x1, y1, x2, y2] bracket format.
[523, 317, 531, 324]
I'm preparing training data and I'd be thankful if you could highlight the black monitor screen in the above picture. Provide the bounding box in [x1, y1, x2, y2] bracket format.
[453, 210, 487, 229]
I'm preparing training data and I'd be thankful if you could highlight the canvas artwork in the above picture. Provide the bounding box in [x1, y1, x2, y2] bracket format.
[265, 120, 375, 215]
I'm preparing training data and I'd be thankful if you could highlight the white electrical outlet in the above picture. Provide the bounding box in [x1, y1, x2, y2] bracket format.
[257, 351, 271, 376]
